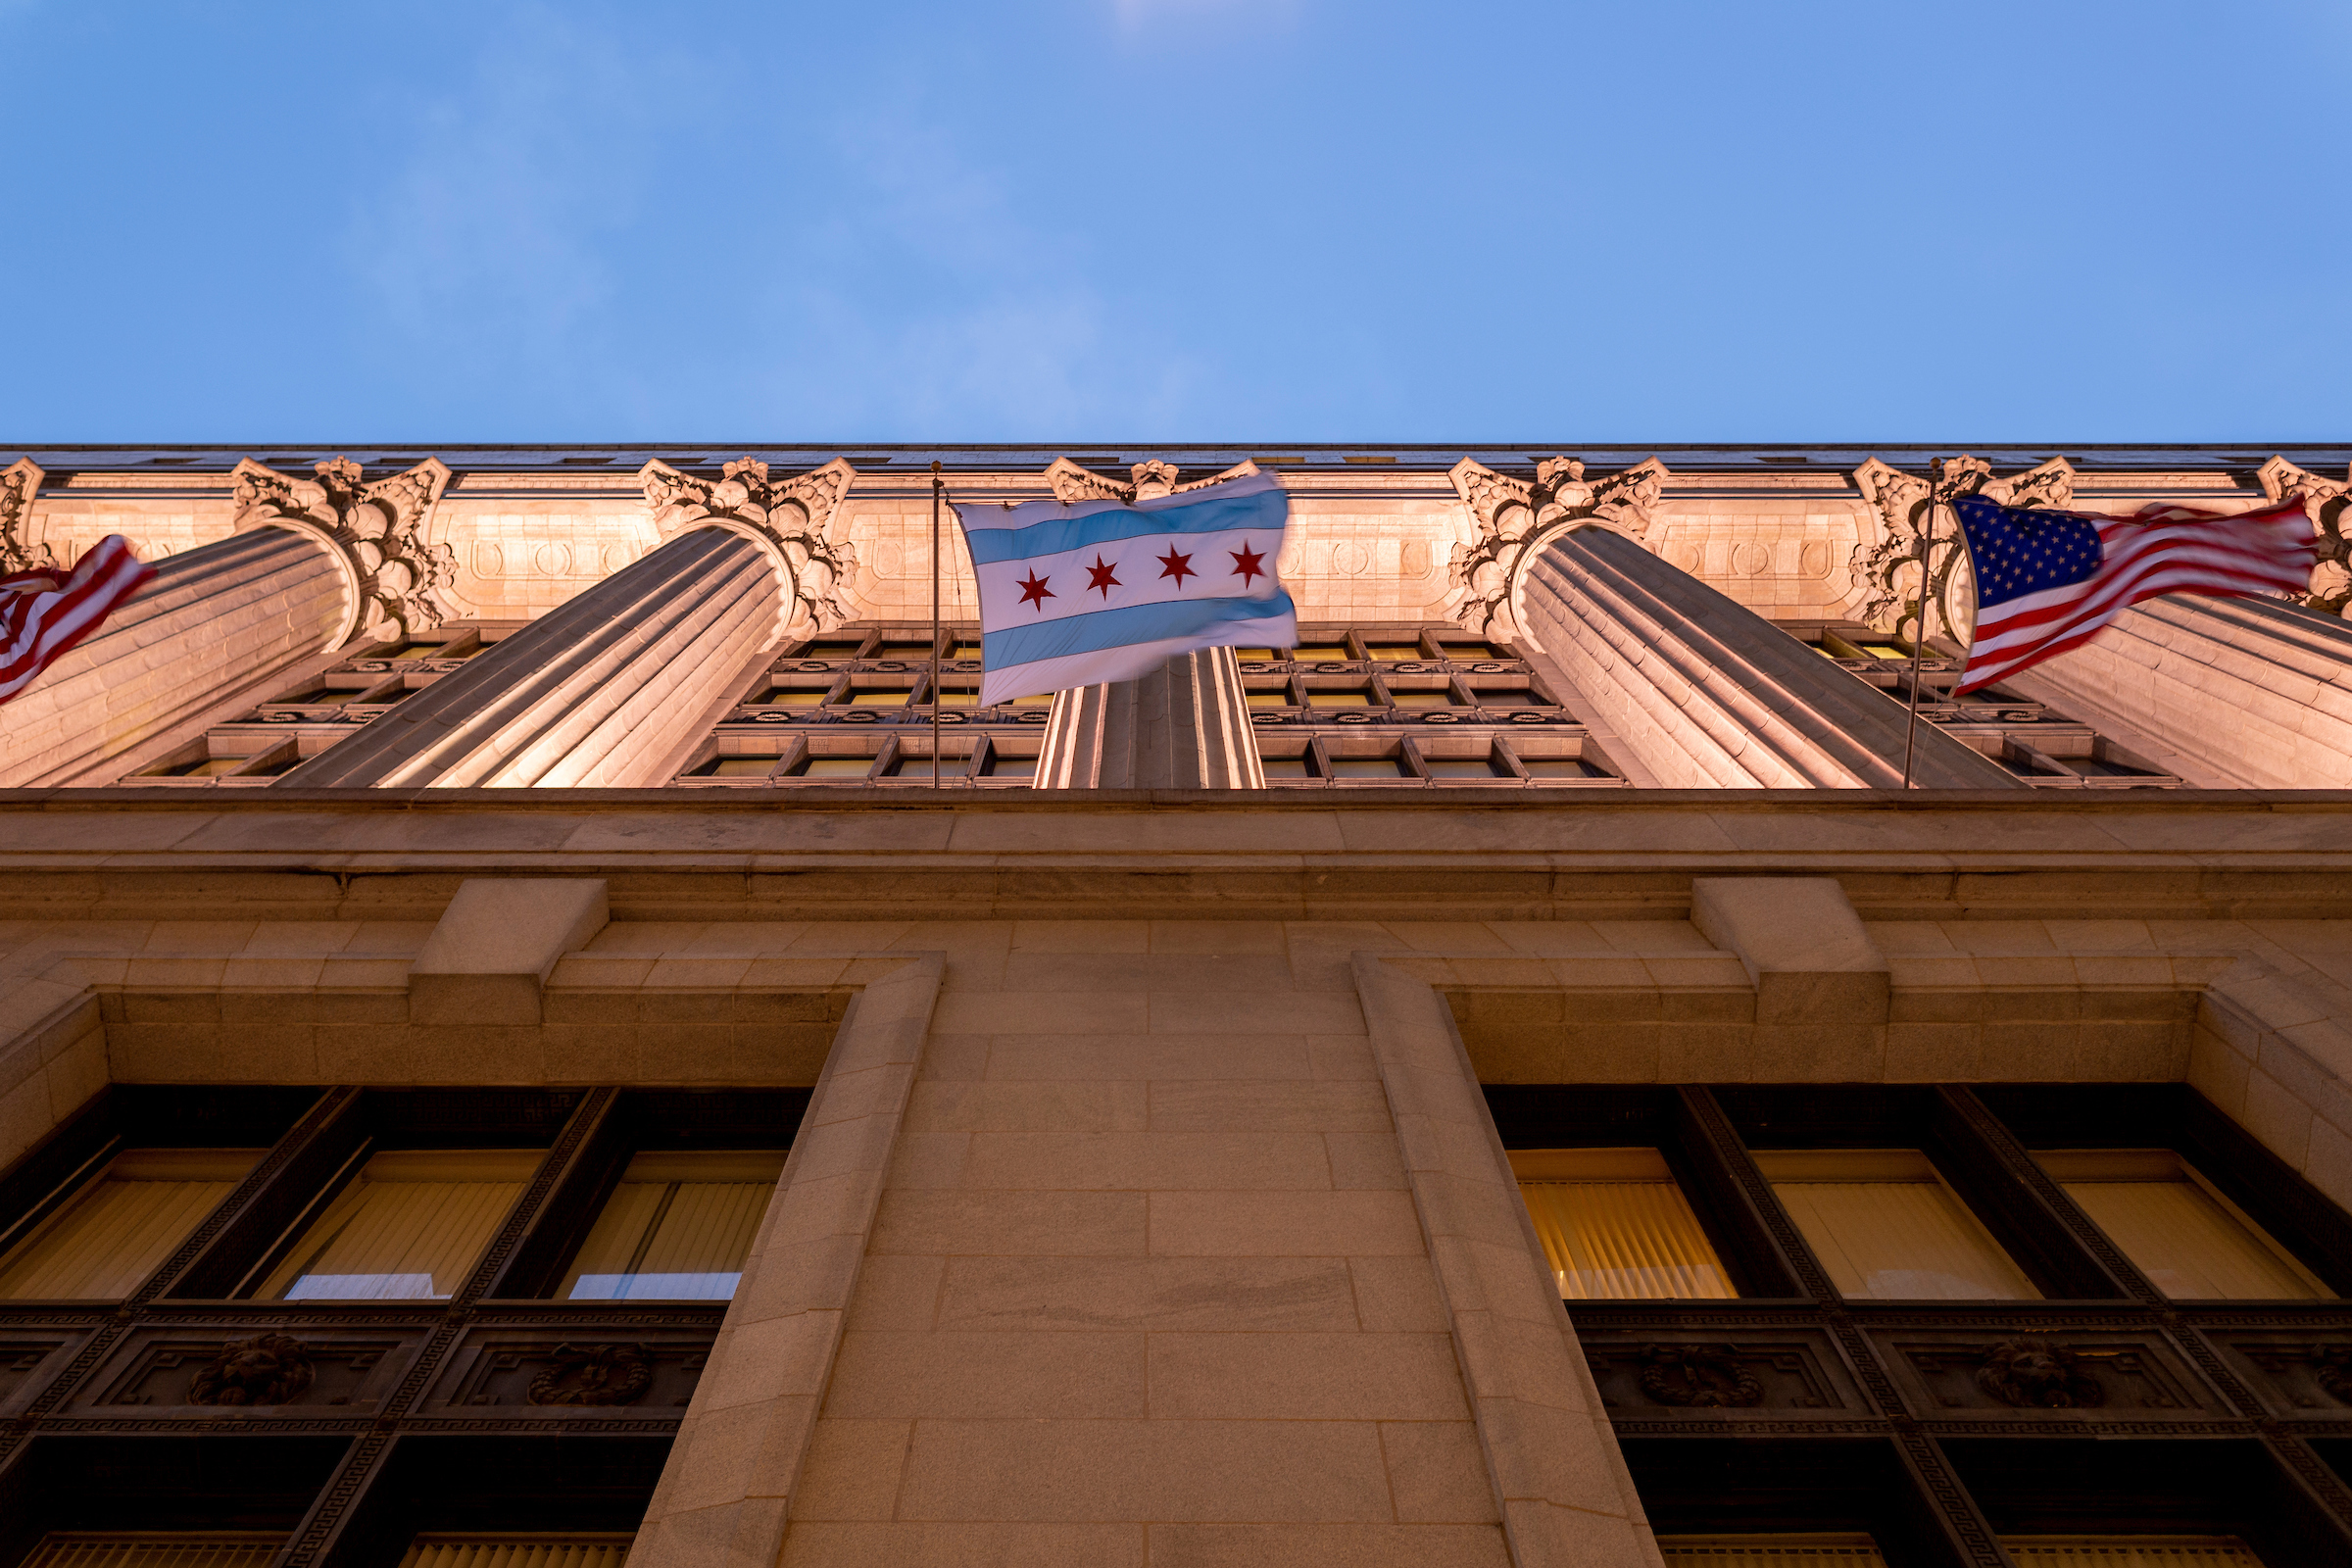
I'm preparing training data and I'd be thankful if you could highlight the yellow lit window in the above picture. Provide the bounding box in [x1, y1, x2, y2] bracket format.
[751, 688, 829, 707]
[1246, 689, 1293, 709]
[2001, 1538, 2264, 1566]
[22, 1536, 283, 1568]
[398, 1538, 636, 1568]
[0, 1150, 260, 1300]
[937, 689, 979, 707]
[1512, 1150, 1735, 1300]
[561, 1152, 785, 1300]
[1007, 691, 1054, 707]
[1294, 644, 1349, 660]
[1365, 643, 1422, 661]
[1306, 690, 1376, 708]
[1441, 642, 1504, 661]
[845, 689, 914, 707]
[1233, 647, 1277, 661]
[952, 641, 983, 660]
[259, 1151, 539, 1301]
[1756, 1150, 2037, 1300]
[1660, 1536, 1886, 1565]
[1862, 644, 1910, 659]
[2037, 1151, 2327, 1299]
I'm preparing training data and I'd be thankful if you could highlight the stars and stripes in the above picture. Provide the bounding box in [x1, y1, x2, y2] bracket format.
[1952, 493, 2314, 695]
[0, 535, 156, 707]
[956, 471, 1295, 706]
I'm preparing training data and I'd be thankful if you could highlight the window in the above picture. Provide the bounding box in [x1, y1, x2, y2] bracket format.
[2001, 1540, 2263, 1565]
[0, 1150, 259, 1299]
[2035, 1151, 2326, 1299]
[1512, 1149, 1734, 1299]
[1755, 1150, 2038, 1300]
[1658, 1538, 1886, 1565]
[259, 1150, 539, 1301]
[560, 1152, 784, 1299]
[20, 1540, 283, 1568]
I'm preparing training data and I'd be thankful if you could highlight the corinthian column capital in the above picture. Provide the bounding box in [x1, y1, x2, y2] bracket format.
[2258, 457, 2350, 612]
[1848, 454, 2073, 638]
[640, 456, 858, 639]
[230, 455, 455, 645]
[1045, 456, 1259, 503]
[0, 459, 49, 575]
[1444, 455, 1669, 639]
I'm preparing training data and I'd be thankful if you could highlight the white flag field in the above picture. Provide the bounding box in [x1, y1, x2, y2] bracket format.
[954, 472, 1297, 706]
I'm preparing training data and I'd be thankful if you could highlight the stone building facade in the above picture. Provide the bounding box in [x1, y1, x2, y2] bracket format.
[0, 446, 2349, 1567]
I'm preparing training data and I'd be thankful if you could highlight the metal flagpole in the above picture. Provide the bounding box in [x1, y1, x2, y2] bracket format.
[931, 461, 945, 791]
[1898, 458, 1941, 790]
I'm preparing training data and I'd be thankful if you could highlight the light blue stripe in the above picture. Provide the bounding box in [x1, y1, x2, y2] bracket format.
[964, 488, 1287, 564]
[986, 592, 1297, 669]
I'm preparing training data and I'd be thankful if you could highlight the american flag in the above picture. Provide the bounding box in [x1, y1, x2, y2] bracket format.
[1951, 493, 2314, 695]
[0, 535, 157, 706]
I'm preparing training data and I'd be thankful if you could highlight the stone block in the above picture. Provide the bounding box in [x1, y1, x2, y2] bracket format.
[1690, 876, 1888, 1025]
[409, 877, 610, 1025]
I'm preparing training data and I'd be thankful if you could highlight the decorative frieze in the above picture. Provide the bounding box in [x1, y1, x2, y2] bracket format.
[640, 456, 858, 639]
[1850, 455, 2074, 639]
[230, 455, 456, 644]
[1446, 455, 1669, 639]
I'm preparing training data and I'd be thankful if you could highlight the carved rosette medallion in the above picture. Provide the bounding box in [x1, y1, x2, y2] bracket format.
[1973, 1337, 2104, 1409]
[188, 1332, 316, 1406]
[1044, 456, 1260, 505]
[2259, 457, 2349, 613]
[1637, 1344, 1765, 1407]
[1445, 455, 1670, 640]
[525, 1342, 654, 1406]
[640, 457, 858, 642]
[231, 456, 456, 646]
[1851, 455, 2074, 644]
[0, 459, 49, 576]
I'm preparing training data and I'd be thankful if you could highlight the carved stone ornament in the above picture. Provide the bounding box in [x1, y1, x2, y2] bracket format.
[1445, 456, 1670, 639]
[1044, 457, 1261, 505]
[2316, 1344, 2352, 1404]
[1973, 1336, 2103, 1409]
[1637, 1343, 1764, 1407]
[2258, 457, 2348, 614]
[640, 456, 858, 641]
[231, 455, 456, 646]
[1850, 454, 2075, 642]
[0, 459, 48, 576]
[526, 1342, 654, 1406]
[188, 1332, 316, 1406]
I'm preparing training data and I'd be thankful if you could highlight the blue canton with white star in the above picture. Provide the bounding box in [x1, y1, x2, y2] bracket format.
[1952, 496, 2104, 609]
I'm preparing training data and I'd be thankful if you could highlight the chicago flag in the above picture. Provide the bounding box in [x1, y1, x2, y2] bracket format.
[956, 470, 1297, 706]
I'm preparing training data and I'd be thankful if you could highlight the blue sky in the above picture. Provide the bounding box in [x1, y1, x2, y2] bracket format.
[1, 0, 2345, 442]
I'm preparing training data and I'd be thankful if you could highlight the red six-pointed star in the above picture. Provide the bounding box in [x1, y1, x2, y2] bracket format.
[1229, 542, 1266, 587]
[1156, 547, 1196, 588]
[1085, 556, 1122, 599]
[1017, 569, 1054, 610]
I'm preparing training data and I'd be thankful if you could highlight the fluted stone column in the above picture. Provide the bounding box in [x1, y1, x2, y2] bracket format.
[1035, 646, 1265, 789]
[281, 528, 785, 789]
[2010, 594, 2352, 788]
[0, 528, 350, 787]
[1516, 526, 2023, 790]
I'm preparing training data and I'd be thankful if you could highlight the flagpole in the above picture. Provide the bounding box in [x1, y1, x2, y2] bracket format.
[1898, 459, 1941, 791]
[931, 460, 944, 791]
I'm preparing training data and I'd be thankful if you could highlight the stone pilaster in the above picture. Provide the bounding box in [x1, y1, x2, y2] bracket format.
[1035, 647, 1265, 789]
[0, 526, 350, 787]
[1031, 458, 1269, 791]
[277, 527, 788, 788]
[1514, 525, 2023, 790]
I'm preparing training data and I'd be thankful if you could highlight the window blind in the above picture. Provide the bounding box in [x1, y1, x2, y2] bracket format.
[561, 1151, 785, 1300]
[0, 1151, 261, 1300]
[2001, 1538, 2264, 1565]
[1754, 1150, 2039, 1300]
[259, 1151, 541, 1301]
[20, 1536, 282, 1568]
[397, 1538, 635, 1568]
[1659, 1536, 1887, 1565]
[2037, 1151, 2327, 1299]
[1510, 1149, 1735, 1300]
